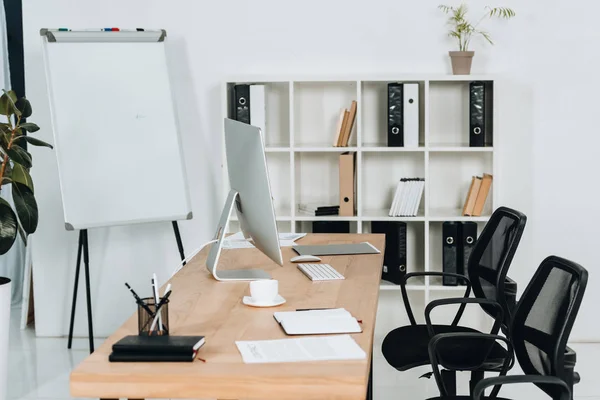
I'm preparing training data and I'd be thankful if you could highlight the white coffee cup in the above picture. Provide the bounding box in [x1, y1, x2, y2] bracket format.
[249, 280, 278, 303]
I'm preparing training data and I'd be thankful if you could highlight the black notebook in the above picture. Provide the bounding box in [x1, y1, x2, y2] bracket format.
[112, 335, 205, 355]
[109, 351, 197, 362]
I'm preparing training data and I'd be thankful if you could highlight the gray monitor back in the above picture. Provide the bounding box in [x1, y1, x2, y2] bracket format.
[206, 119, 283, 275]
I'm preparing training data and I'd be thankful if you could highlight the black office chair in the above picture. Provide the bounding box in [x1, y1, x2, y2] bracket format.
[382, 207, 527, 388]
[426, 255, 588, 400]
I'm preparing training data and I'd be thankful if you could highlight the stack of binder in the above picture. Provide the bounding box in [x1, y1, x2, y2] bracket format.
[232, 84, 266, 135]
[442, 222, 477, 286]
[388, 178, 425, 217]
[462, 174, 493, 216]
[387, 83, 419, 148]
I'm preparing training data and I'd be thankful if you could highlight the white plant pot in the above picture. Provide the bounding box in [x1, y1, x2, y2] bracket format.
[0, 277, 10, 400]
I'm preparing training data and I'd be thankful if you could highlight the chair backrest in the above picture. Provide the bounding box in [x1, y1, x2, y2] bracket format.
[467, 206, 527, 331]
[511, 256, 588, 398]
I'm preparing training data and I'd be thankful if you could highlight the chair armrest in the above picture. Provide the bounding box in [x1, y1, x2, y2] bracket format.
[428, 333, 513, 398]
[400, 272, 471, 325]
[424, 298, 504, 336]
[473, 375, 570, 400]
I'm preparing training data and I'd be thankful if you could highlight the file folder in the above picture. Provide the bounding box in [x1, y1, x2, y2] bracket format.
[339, 152, 356, 217]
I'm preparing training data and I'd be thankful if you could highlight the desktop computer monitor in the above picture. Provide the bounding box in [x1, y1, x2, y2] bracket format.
[206, 118, 283, 281]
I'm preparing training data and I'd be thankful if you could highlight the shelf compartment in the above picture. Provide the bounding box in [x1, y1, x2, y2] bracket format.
[360, 81, 425, 148]
[226, 81, 291, 147]
[363, 221, 425, 276]
[428, 144, 493, 152]
[428, 208, 491, 222]
[293, 81, 358, 147]
[361, 152, 425, 217]
[294, 220, 359, 233]
[295, 152, 354, 214]
[265, 147, 291, 153]
[428, 152, 493, 216]
[428, 221, 487, 285]
[293, 145, 358, 152]
[362, 208, 426, 222]
[361, 144, 425, 152]
[295, 210, 359, 221]
[428, 80, 494, 148]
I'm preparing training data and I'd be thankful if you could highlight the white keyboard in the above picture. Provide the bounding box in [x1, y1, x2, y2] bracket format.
[297, 263, 345, 281]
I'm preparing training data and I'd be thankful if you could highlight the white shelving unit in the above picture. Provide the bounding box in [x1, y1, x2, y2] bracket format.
[222, 75, 498, 304]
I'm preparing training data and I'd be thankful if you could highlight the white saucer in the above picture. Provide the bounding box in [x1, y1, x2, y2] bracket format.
[243, 294, 286, 308]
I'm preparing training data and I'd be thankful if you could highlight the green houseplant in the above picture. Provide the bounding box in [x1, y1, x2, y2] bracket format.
[439, 4, 515, 74]
[0, 89, 52, 398]
[0, 90, 52, 254]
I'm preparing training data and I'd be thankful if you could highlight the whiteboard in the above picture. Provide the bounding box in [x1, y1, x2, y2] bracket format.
[41, 30, 192, 230]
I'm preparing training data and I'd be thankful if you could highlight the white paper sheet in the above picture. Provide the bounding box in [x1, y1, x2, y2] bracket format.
[235, 334, 366, 364]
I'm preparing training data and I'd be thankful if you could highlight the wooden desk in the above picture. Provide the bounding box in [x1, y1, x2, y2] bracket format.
[71, 233, 384, 400]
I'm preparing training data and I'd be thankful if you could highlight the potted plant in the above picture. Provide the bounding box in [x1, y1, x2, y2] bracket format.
[439, 4, 515, 75]
[0, 90, 51, 397]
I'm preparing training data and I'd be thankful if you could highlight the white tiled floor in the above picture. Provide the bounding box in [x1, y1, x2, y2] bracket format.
[6, 306, 600, 400]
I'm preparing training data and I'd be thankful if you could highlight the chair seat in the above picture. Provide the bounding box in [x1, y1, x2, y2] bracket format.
[382, 324, 509, 371]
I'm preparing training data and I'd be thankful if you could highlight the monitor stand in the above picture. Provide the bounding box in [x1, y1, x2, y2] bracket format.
[205, 190, 271, 281]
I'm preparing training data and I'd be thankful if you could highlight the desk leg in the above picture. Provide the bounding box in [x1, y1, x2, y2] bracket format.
[366, 354, 373, 400]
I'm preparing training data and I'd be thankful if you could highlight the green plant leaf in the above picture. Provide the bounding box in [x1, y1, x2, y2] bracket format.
[11, 164, 33, 192]
[19, 122, 40, 133]
[7, 145, 32, 168]
[0, 197, 17, 255]
[12, 181, 38, 234]
[478, 30, 494, 45]
[15, 97, 32, 119]
[0, 93, 12, 116]
[15, 136, 52, 149]
[1, 90, 20, 117]
[0, 132, 9, 151]
[0, 123, 10, 135]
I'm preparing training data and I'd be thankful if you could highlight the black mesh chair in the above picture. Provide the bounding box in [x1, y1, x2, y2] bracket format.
[382, 207, 527, 384]
[426, 256, 588, 400]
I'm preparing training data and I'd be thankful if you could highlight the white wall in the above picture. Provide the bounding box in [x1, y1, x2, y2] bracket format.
[22, 0, 597, 341]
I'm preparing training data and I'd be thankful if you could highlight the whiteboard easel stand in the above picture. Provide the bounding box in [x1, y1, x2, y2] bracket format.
[66, 224, 186, 354]
[40, 28, 192, 354]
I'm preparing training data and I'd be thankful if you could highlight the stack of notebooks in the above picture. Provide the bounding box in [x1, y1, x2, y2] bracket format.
[274, 308, 362, 335]
[462, 173, 493, 216]
[109, 335, 205, 362]
[333, 100, 357, 147]
[388, 178, 425, 217]
[298, 204, 339, 216]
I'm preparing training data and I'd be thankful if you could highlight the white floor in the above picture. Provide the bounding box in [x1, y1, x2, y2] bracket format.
[6, 306, 600, 400]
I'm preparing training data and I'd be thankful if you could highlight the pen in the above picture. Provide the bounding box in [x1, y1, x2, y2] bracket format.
[152, 274, 162, 331]
[125, 283, 155, 317]
[149, 288, 172, 333]
[295, 308, 333, 311]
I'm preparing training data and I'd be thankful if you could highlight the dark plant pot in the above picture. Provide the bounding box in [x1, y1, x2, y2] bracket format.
[449, 51, 475, 75]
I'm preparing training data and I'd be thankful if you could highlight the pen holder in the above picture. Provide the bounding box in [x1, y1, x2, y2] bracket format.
[138, 297, 170, 336]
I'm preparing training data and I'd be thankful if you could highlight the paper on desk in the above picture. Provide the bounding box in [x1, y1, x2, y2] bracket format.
[235, 334, 366, 364]
[223, 232, 306, 249]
